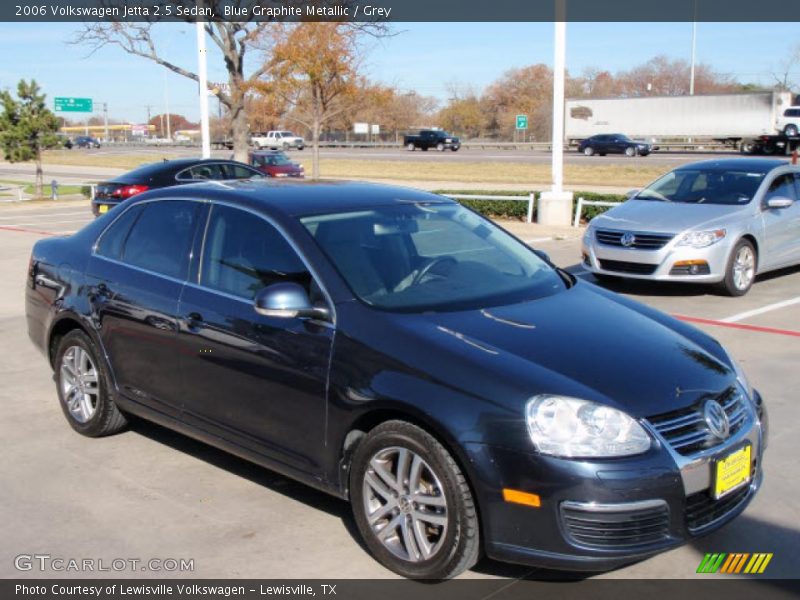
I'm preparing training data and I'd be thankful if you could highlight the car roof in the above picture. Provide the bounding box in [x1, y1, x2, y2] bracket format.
[110, 158, 251, 182]
[674, 158, 790, 172]
[134, 180, 456, 218]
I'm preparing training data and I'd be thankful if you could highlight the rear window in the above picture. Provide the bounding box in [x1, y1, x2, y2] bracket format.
[113, 162, 175, 184]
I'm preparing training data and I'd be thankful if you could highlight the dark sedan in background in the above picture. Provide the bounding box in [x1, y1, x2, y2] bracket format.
[27, 181, 766, 579]
[74, 136, 101, 149]
[579, 133, 651, 157]
[91, 158, 264, 216]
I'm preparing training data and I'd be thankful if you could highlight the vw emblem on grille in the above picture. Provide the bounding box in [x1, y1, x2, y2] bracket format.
[620, 232, 637, 247]
[703, 399, 730, 439]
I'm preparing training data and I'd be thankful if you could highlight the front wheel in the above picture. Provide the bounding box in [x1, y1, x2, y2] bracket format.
[784, 124, 798, 137]
[719, 239, 757, 296]
[625, 146, 637, 157]
[350, 421, 480, 579]
[54, 330, 127, 437]
[282, 142, 290, 150]
[451, 147, 459, 152]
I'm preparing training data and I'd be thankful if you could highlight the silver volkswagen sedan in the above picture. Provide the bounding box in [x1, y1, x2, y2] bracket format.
[582, 159, 800, 295]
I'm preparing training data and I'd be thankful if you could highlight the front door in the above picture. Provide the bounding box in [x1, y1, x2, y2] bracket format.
[760, 173, 800, 269]
[177, 204, 334, 474]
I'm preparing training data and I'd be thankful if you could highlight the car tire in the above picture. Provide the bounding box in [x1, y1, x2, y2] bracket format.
[436, 143, 445, 152]
[583, 146, 594, 156]
[297, 146, 304, 151]
[784, 124, 798, 137]
[282, 142, 290, 151]
[625, 146, 636, 157]
[350, 420, 480, 579]
[54, 330, 127, 437]
[740, 141, 756, 155]
[407, 143, 415, 151]
[719, 239, 757, 297]
[451, 147, 459, 152]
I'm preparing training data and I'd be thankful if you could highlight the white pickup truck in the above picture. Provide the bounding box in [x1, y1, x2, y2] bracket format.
[251, 130, 305, 150]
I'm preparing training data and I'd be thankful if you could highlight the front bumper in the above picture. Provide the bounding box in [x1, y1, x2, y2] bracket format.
[582, 231, 733, 283]
[467, 391, 767, 571]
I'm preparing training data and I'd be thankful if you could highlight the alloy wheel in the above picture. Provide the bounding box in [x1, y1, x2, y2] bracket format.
[362, 446, 449, 563]
[60, 345, 99, 423]
[732, 245, 755, 291]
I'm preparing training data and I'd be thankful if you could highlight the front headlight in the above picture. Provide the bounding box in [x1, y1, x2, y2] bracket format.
[525, 395, 651, 458]
[676, 229, 726, 248]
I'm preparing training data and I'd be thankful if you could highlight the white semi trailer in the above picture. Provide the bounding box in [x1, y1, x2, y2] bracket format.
[564, 91, 795, 149]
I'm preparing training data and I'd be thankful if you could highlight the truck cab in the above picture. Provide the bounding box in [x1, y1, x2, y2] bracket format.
[404, 130, 461, 152]
[776, 107, 800, 136]
[251, 130, 305, 151]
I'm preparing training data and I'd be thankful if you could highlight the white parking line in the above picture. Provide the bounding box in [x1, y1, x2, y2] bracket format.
[524, 236, 552, 244]
[721, 296, 800, 323]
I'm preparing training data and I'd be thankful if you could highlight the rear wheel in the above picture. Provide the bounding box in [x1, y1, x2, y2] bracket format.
[719, 239, 756, 296]
[54, 330, 127, 437]
[350, 421, 480, 579]
[436, 143, 445, 152]
[583, 146, 594, 156]
[625, 146, 636, 157]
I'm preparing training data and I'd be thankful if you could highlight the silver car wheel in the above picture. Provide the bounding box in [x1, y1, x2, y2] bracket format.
[60, 345, 99, 423]
[732, 245, 756, 291]
[363, 446, 449, 563]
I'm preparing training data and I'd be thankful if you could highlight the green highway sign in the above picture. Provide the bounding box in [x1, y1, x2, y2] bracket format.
[54, 97, 93, 113]
[515, 114, 528, 130]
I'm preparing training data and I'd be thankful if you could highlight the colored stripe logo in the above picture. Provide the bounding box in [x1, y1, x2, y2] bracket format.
[697, 553, 773, 574]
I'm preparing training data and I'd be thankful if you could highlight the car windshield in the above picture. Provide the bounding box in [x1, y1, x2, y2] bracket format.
[252, 154, 292, 167]
[301, 203, 567, 312]
[635, 168, 767, 205]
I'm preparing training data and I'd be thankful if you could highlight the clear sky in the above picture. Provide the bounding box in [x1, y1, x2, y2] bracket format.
[0, 22, 797, 124]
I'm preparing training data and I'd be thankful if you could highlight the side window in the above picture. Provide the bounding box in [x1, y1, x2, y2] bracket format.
[181, 164, 225, 181]
[222, 163, 264, 179]
[121, 201, 199, 279]
[690, 173, 708, 192]
[96, 204, 145, 260]
[765, 174, 797, 202]
[200, 205, 310, 300]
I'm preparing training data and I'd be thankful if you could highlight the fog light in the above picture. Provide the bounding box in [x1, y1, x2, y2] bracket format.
[670, 260, 710, 276]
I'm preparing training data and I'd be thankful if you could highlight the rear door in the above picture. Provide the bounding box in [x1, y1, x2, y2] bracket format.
[85, 199, 204, 417]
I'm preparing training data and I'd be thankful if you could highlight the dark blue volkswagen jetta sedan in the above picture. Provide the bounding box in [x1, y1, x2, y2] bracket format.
[26, 180, 767, 579]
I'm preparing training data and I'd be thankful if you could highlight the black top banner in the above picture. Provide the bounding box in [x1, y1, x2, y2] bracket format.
[5, 0, 800, 23]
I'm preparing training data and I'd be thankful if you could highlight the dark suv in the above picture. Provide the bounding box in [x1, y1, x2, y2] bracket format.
[578, 134, 651, 157]
[74, 136, 101, 149]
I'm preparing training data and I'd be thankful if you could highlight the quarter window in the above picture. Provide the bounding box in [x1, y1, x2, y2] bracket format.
[221, 163, 264, 180]
[200, 205, 310, 300]
[121, 201, 199, 279]
[96, 204, 145, 260]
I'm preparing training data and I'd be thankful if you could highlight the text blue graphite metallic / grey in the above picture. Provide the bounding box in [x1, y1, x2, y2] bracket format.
[26, 180, 767, 579]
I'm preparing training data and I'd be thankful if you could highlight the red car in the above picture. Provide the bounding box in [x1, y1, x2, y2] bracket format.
[248, 150, 305, 178]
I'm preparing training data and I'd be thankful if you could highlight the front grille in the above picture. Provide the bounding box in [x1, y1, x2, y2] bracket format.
[685, 485, 751, 532]
[595, 229, 674, 250]
[647, 387, 750, 456]
[561, 501, 670, 549]
[598, 259, 658, 275]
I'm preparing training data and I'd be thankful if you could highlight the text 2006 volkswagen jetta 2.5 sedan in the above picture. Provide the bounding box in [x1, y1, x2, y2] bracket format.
[26, 181, 767, 579]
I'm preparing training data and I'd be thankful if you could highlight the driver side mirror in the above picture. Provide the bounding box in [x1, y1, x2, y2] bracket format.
[254, 282, 330, 321]
[766, 196, 794, 209]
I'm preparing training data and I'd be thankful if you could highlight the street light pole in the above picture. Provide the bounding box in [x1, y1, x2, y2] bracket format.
[196, 21, 211, 158]
[690, 20, 697, 95]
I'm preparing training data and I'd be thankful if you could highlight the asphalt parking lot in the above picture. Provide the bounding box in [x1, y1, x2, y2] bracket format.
[1, 200, 797, 580]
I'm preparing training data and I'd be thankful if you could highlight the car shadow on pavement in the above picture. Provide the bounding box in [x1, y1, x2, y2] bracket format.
[689, 513, 799, 579]
[127, 417, 374, 558]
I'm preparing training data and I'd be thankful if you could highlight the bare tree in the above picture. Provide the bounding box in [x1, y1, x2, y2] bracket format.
[772, 44, 800, 92]
[73, 7, 275, 161]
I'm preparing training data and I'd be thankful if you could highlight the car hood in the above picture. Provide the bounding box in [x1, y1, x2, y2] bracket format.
[593, 199, 746, 234]
[392, 283, 732, 418]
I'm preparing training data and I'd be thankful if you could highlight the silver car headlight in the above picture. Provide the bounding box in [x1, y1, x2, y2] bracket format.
[676, 229, 726, 248]
[525, 395, 651, 458]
